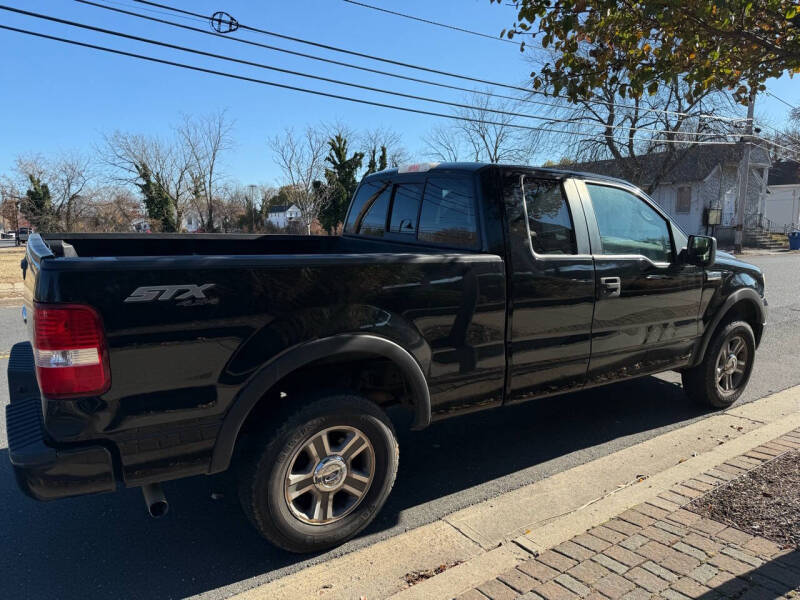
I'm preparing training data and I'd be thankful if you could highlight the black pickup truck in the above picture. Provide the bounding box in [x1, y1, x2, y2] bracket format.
[6, 163, 766, 553]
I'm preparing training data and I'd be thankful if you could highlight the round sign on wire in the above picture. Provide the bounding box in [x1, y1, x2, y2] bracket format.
[210, 11, 239, 34]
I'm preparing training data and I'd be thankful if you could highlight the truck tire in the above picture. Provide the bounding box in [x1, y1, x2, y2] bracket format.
[237, 392, 399, 553]
[682, 320, 756, 409]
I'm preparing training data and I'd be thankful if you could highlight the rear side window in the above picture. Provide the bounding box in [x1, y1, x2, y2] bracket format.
[345, 181, 391, 236]
[523, 177, 577, 255]
[389, 183, 423, 235]
[418, 175, 478, 248]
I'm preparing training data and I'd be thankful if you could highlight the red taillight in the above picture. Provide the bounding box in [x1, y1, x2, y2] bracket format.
[33, 303, 110, 398]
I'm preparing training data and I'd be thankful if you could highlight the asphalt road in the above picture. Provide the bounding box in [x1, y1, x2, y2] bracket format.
[0, 253, 798, 600]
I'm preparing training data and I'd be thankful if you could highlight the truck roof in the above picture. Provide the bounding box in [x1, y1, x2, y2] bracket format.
[364, 162, 632, 187]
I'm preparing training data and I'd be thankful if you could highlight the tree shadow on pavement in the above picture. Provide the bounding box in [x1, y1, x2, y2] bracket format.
[698, 549, 800, 598]
[0, 375, 715, 600]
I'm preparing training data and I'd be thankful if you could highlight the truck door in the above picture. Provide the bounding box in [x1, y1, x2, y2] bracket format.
[576, 180, 703, 384]
[503, 171, 596, 403]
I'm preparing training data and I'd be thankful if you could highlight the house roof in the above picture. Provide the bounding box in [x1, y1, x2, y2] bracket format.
[269, 205, 289, 213]
[568, 143, 771, 187]
[768, 160, 800, 186]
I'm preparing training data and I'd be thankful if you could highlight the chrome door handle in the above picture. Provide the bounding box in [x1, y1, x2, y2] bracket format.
[599, 276, 621, 298]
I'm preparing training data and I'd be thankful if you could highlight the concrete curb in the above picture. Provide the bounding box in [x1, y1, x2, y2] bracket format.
[232, 386, 800, 600]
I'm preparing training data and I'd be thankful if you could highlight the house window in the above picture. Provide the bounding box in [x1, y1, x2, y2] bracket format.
[676, 186, 691, 214]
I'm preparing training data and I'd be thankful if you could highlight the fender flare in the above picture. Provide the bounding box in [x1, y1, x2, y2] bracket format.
[209, 334, 431, 473]
[690, 288, 765, 367]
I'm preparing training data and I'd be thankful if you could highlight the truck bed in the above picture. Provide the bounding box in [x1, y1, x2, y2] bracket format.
[23, 232, 507, 488]
[40, 232, 438, 258]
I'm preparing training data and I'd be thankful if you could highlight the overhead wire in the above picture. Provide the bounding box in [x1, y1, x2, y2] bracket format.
[340, 0, 519, 45]
[1, 5, 747, 140]
[764, 90, 799, 111]
[127, 0, 747, 124]
[0, 22, 747, 148]
[76, 0, 574, 113]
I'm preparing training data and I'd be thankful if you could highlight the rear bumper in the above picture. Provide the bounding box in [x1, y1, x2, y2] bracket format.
[5, 342, 116, 501]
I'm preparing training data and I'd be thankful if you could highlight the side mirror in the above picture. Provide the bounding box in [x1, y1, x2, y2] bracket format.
[687, 235, 716, 267]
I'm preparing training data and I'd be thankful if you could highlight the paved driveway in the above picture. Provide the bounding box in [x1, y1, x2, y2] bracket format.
[0, 254, 797, 600]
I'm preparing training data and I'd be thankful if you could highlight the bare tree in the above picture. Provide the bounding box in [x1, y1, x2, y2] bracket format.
[531, 77, 740, 192]
[361, 127, 410, 168]
[13, 153, 99, 231]
[102, 131, 193, 229]
[0, 176, 22, 232]
[83, 187, 142, 232]
[519, 40, 741, 192]
[178, 109, 235, 231]
[766, 107, 800, 162]
[423, 124, 464, 162]
[49, 152, 96, 230]
[423, 92, 539, 164]
[268, 126, 332, 234]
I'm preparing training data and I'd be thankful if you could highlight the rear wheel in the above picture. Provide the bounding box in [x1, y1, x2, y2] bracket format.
[237, 392, 398, 553]
[682, 321, 755, 408]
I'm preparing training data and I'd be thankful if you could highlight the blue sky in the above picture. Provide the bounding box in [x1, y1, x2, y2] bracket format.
[1, 0, 798, 186]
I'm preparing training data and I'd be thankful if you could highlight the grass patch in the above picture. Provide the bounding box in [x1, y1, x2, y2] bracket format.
[0, 247, 25, 286]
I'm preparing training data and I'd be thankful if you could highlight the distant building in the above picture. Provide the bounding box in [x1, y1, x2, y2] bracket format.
[765, 160, 800, 232]
[182, 210, 202, 233]
[571, 143, 771, 245]
[267, 204, 302, 229]
[131, 218, 151, 233]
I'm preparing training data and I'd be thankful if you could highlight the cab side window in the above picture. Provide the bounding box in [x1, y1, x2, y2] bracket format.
[345, 181, 392, 237]
[418, 175, 478, 248]
[388, 183, 424, 235]
[586, 184, 672, 262]
[523, 177, 577, 255]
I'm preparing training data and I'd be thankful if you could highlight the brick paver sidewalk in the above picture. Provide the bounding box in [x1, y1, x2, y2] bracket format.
[458, 430, 800, 600]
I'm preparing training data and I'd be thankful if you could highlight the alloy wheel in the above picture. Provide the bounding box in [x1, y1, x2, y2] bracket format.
[715, 334, 748, 396]
[284, 426, 375, 525]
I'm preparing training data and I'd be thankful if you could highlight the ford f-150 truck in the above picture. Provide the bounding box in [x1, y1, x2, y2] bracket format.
[5, 163, 766, 552]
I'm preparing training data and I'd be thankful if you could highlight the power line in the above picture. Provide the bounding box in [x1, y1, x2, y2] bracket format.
[754, 135, 800, 159]
[765, 90, 799, 111]
[1, 6, 744, 140]
[341, 0, 518, 45]
[70, 0, 752, 135]
[75, 0, 593, 113]
[94, 0, 203, 23]
[128, 0, 746, 124]
[752, 120, 800, 148]
[0, 23, 745, 148]
[133, 0, 527, 88]
[84, 0, 742, 127]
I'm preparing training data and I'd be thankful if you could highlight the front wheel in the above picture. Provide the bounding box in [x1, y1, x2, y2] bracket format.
[237, 392, 399, 553]
[682, 320, 756, 408]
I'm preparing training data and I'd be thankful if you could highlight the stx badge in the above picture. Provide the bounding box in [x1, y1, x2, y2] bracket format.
[124, 284, 215, 303]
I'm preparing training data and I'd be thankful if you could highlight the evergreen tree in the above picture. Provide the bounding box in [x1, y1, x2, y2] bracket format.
[22, 175, 59, 231]
[365, 147, 378, 176]
[363, 145, 388, 177]
[134, 162, 177, 232]
[378, 146, 388, 171]
[318, 134, 364, 234]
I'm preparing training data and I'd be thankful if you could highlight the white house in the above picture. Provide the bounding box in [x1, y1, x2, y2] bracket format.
[573, 144, 772, 245]
[182, 210, 202, 233]
[267, 204, 302, 229]
[764, 160, 800, 232]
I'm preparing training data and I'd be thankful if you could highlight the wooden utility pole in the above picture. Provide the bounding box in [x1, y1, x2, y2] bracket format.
[734, 92, 756, 254]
